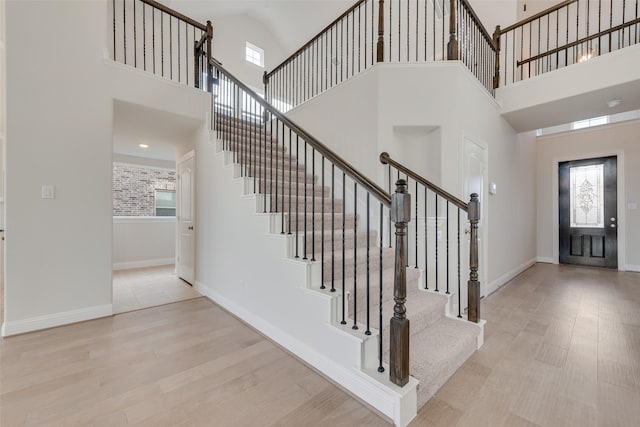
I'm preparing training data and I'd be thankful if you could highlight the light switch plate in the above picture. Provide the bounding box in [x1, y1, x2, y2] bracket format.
[41, 185, 55, 199]
[489, 182, 497, 195]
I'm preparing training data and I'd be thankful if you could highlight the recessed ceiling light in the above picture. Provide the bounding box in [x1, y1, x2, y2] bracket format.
[607, 99, 621, 108]
[138, 143, 149, 148]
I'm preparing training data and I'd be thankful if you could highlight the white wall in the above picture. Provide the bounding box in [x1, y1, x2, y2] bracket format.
[3, 1, 114, 335]
[536, 119, 640, 271]
[497, 43, 640, 132]
[286, 62, 537, 295]
[469, 0, 518, 31]
[212, 13, 288, 92]
[3, 1, 208, 336]
[113, 217, 176, 270]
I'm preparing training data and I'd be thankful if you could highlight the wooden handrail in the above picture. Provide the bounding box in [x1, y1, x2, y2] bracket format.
[500, 0, 578, 34]
[380, 152, 468, 211]
[516, 17, 640, 66]
[138, 0, 208, 31]
[266, 0, 368, 78]
[212, 58, 392, 207]
[458, 0, 497, 50]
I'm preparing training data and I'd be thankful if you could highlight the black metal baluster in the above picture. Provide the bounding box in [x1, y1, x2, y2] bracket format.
[295, 136, 300, 257]
[312, 148, 316, 260]
[416, 0, 418, 61]
[352, 183, 358, 330]
[289, 129, 293, 235]
[415, 180, 418, 268]
[358, 5, 361, 74]
[424, 0, 427, 61]
[388, 165, 392, 247]
[270, 111, 274, 212]
[433, 0, 436, 60]
[446, 201, 450, 294]
[160, 12, 164, 77]
[123, 0, 127, 64]
[331, 26, 334, 87]
[303, 142, 308, 260]
[341, 20, 344, 82]
[251, 98, 255, 192]
[321, 156, 326, 289]
[263, 108, 267, 213]
[133, 0, 137, 68]
[424, 185, 428, 289]
[341, 171, 346, 325]
[366, 192, 371, 335]
[457, 207, 462, 318]
[435, 193, 439, 292]
[113, 0, 116, 61]
[151, 9, 156, 73]
[143, 3, 146, 71]
[378, 202, 384, 373]
[281, 119, 285, 233]
[390, 0, 393, 60]
[331, 164, 336, 293]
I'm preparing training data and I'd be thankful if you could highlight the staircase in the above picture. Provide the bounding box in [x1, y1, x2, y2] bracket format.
[213, 111, 482, 412]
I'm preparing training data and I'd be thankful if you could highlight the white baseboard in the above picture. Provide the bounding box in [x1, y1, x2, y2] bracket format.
[536, 256, 555, 264]
[195, 281, 415, 427]
[626, 264, 640, 272]
[112, 258, 174, 270]
[1, 304, 113, 337]
[486, 258, 537, 295]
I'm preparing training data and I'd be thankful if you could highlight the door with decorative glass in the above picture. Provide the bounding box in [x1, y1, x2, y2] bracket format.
[559, 156, 617, 268]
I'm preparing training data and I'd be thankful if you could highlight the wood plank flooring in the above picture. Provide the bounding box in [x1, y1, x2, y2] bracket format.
[113, 265, 201, 314]
[1, 263, 638, 426]
[0, 298, 389, 427]
[412, 263, 640, 427]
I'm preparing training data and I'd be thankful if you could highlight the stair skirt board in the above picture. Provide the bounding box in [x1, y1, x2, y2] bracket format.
[206, 128, 482, 426]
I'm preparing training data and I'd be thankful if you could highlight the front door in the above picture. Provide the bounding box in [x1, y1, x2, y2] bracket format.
[178, 155, 195, 284]
[559, 156, 617, 268]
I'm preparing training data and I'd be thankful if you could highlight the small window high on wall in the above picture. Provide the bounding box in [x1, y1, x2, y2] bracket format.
[246, 42, 264, 67]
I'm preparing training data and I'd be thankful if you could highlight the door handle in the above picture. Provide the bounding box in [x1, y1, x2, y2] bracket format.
[464, 229, 470, 235]
[188, 226, 194, 231]
[610, 224, 616, 228]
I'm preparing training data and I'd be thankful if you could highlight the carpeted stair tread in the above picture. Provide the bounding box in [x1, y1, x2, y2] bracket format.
[407, 317, 480, 409]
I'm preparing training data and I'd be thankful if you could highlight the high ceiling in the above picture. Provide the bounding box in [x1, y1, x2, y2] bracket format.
[160, 0, 354, 53]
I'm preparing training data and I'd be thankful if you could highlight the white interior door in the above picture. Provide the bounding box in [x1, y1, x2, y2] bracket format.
[462, 138, 487, 307]
[178, 155, 195, 285]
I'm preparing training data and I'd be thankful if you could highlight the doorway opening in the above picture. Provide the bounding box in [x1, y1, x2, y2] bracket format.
[111, 101, 200, 314]
[559, 156, 618, 268]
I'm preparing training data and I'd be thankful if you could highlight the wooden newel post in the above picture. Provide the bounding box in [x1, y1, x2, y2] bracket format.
[376, 0, 385, 62]
[493, 25, 501, 89]
[467, 193, 480, 323]
[390, 179, 410, 387]
[206, 20, 214, 93]
[447, 0, 459, 60]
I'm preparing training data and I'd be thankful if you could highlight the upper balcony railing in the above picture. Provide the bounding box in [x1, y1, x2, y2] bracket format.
[264, 0, 639, 107]
[496, 0, 639, 86]
[110, 0, 214, 90]
[263, 0, 497, 111]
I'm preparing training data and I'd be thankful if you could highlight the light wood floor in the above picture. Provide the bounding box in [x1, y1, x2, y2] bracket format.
[413, 263, 640, 426]
[1, 263, 638, 426]
[113, 265, 201, 314]
[0, 298, 389, 427]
